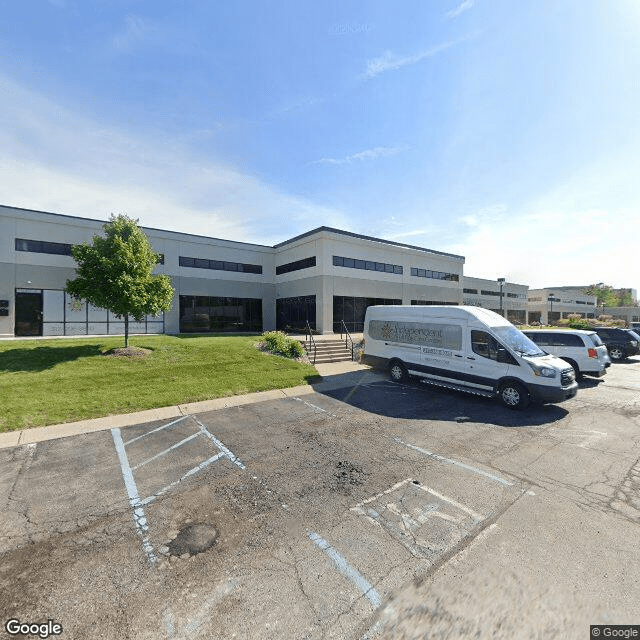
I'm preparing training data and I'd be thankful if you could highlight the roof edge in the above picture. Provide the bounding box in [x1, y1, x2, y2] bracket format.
[273, 226, 465, 261]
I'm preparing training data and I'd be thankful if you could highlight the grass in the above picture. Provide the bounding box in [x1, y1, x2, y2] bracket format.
[0, 334, 318, 433]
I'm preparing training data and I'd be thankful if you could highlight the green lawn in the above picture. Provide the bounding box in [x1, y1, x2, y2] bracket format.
[0, 335, 318, 432]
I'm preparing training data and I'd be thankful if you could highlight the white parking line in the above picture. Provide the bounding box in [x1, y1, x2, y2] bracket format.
[415, 484, 483, 521]
[394, 437, 514, 486]
[112, 416, 245, 563]
[308, 532, 382, 608]
[291, 396, 338, 418]
[131, 432, 200, 470]
[111, 427, 157, 566]
[140, 452, 226, 507]
[123, 416, 189, 446]
[192, 416, 245, 469]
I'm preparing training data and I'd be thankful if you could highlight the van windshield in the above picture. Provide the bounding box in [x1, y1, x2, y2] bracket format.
[492, 326, 546, 357]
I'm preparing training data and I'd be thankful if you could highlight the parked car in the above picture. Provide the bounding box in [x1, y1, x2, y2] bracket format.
[591, 327, 640, 361]
[522, 329, 610, 379]
[629, 322, 640, 332]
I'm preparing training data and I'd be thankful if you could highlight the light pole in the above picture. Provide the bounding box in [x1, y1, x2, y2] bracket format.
[548, 292, 555, 325]
[498, 278, 505, 317]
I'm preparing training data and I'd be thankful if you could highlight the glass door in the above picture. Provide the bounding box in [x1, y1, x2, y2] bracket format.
[15, 290, 43, 336]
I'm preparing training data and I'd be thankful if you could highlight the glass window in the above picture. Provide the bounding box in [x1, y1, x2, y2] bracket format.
[554, 333, 583, 347]
[587, 333, 603, 347]
[471, 330, 495, 359]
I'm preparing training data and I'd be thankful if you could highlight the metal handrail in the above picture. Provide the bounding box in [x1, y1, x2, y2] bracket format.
[305, 320, 317, 365]
[340, 320, 355, 361]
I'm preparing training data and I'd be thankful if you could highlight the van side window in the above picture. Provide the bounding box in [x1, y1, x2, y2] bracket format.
[555, 333, 583, 347]
[471, 330, 501, 360]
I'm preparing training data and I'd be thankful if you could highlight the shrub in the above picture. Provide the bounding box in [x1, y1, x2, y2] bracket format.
[261, 331, 304, 358]
[568, 317, 591, 329]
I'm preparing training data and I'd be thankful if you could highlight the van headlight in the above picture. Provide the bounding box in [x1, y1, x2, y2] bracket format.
[527, 361, 557, 378]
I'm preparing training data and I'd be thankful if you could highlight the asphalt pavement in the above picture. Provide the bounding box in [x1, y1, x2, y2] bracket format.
[1, 357, 639, 639]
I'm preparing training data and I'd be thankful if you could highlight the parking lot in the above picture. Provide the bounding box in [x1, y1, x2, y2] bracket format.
[1, 357, 640, 639]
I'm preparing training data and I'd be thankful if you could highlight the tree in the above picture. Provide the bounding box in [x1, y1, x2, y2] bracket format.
[619, 290, 635, 307]
[66, 215, 174, 348]
[585, 283, 620, 310]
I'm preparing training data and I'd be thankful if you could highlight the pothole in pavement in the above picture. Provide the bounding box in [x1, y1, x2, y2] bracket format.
[335, 460, 368, 488]
[166, 524, 219, 557]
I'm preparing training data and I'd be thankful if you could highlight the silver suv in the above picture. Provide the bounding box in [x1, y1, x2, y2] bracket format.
[522, 329, 610, 379]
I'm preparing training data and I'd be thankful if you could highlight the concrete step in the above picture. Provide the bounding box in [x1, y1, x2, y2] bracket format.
[302, 340, 354, 363]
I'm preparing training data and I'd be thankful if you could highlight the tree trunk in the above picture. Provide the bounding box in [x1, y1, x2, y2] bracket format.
[124, 314, 129, 348]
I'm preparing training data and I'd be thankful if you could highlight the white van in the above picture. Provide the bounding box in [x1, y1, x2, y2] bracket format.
[362, 305, 578, 409]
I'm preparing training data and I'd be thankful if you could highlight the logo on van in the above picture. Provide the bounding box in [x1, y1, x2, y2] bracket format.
[369, 320, 462, 350]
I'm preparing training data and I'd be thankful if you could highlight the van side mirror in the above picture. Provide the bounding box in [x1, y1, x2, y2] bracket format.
[496, 348, 510, 363]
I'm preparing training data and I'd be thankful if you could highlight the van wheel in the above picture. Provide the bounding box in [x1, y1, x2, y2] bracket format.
[498, 382, 530, 410]
[608, 346, 624, 361]
[389, 360, 408, 383]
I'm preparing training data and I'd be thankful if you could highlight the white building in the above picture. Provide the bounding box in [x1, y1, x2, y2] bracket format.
[0, 205, 465, 337]
[462, 276, 528, 325]
[527, 288, 597, 324]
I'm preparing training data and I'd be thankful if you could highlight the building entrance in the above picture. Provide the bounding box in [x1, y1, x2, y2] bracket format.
[15, 290, 43, 336]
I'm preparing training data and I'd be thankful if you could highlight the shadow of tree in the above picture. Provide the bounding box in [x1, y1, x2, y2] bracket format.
[0, 345, 104, 372]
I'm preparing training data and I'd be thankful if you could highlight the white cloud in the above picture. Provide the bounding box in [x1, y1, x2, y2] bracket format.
[445, 0, 475, 20]
[0, 74, 348, 246]
[363, 36, 473, 79]
[444, 173, 640, 292]
[111, 15, 160, 54]
[312, 145, 405, 165]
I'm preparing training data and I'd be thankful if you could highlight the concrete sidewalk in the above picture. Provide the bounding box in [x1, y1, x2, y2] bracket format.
[0, 360, 375, 449]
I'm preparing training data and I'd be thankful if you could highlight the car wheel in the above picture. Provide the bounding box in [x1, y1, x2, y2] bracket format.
[498, 381, 530, 410]
[389, 360, 408, 383]
[608, 346, 625, 361]
[562, 358, 582, 380]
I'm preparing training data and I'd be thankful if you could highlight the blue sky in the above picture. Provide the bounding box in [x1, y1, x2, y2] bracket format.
[1, 1, 639, 294]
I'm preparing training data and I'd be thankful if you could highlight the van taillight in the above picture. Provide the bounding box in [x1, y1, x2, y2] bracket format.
[588, 348, 597, 358]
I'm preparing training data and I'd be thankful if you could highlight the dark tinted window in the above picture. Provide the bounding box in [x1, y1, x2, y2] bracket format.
[524, 332, 550, 346]
[179, 256, 262, 274]
[15, 238, 73, 256]
[553, 333, 583, 347]
[333, 256, 403, 275]
[586, 333, 603, 347]
[471, 330, 500, 360]
[276, 256, 316, 275]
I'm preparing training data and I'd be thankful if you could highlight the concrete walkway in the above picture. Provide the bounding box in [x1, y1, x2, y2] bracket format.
[0, 359, 374, 450]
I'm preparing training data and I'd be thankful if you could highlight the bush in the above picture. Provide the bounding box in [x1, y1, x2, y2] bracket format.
[261, 331, 304, 358]
[567, 317, 591, 329]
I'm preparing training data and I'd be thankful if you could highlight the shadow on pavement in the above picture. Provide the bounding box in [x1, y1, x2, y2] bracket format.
[312, 370, 569, 428]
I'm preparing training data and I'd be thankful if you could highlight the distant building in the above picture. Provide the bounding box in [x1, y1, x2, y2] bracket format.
[462, 276, 528, 324]
[527, 287, 597, 324]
